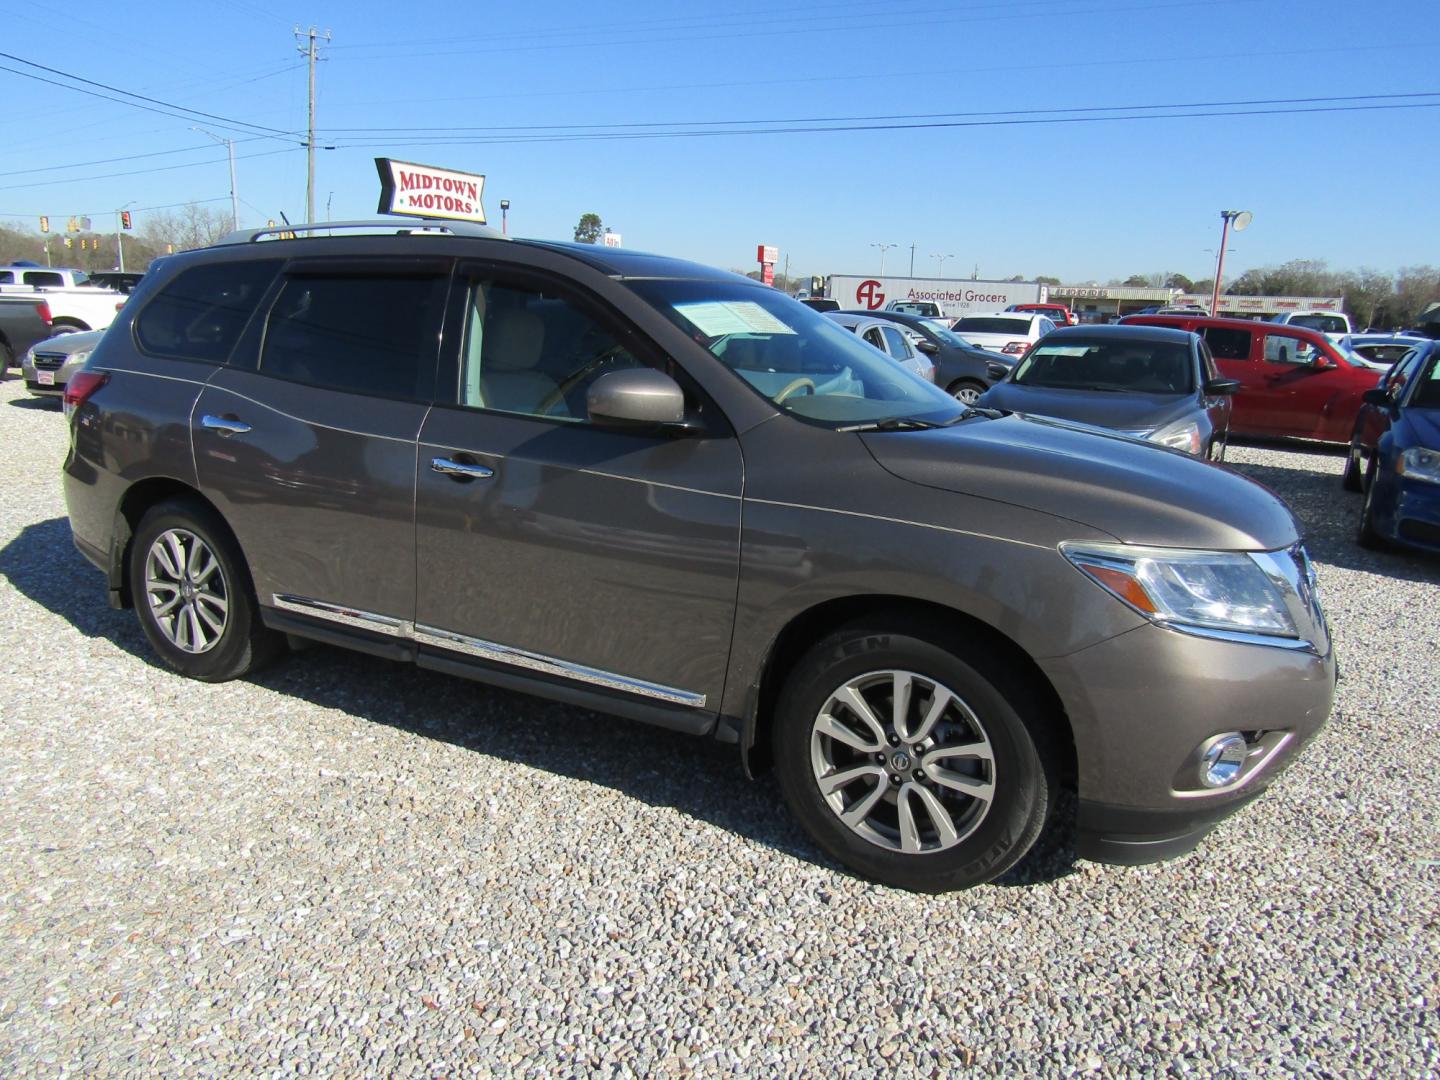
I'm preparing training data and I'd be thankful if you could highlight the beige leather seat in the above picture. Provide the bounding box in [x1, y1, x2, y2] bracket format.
[480, 309, 564, 416]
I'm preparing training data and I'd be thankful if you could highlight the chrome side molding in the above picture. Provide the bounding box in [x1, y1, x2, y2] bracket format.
[269, 594, 706, 709]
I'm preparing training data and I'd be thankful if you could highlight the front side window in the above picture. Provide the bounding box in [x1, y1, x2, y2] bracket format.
[630, 279, 958, 426]
[1263, 333, 1317, 365]
[1009, 339, 1195, 394]
[23, 271, 64, 288]
[1408, 351, 1440, 409]
[260, 273, 446, 399]
[456, 279, 645, 420]
[881, 325, 911, 359]
[136, 260, 280, 364]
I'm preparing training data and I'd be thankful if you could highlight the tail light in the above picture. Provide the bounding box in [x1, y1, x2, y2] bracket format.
[63, 370, 109, 410]
[35, 300, 52, 325]
[1003, 341, 1028, 355]
[115, 300, 125, 312]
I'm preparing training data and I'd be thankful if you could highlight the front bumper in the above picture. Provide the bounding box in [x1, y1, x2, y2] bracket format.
[1381, 476, 1440, 553]
[1040, 619, 1336, 866]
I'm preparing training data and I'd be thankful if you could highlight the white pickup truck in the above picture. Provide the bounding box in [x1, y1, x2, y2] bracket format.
[0, 265, 126, 333]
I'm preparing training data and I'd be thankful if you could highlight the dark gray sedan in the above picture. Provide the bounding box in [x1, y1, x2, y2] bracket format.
[978, 324, 1239, 458]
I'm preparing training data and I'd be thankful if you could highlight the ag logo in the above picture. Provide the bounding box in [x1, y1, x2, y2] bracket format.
[856, 279, 885, 309]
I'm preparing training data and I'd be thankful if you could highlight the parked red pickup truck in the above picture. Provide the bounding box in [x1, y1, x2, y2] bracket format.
[1120, 314, 1378, 443]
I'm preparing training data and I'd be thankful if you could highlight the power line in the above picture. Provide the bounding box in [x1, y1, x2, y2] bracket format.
[321, 99, 1440, 150]
[0, 134, 279, 179]
[0, 196, 233, 219]
[320, 90, 1440, 138]
[0, 51, 295, 137]
[0, 147, 303, 193]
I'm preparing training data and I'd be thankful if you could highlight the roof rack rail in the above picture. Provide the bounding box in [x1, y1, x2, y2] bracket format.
[217, 217, 505, 245]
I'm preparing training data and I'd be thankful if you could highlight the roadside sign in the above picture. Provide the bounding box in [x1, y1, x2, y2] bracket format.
[757, 244, 778, 264]
[375, 157, 486, 223]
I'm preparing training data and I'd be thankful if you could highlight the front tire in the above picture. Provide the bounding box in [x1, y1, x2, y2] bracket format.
[772, 619, 1057, 892]
[1341, 444, 1364, 492]
[129, 498, 283, 681]
[1357, 459, 1385, 550]
[949, 380, 986, 405]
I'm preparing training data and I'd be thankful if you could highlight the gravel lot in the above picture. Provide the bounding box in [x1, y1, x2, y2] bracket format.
[0, 372, 1436, 1077]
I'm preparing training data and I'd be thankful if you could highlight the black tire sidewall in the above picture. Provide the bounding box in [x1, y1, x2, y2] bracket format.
[773, 624, 1053, 892]
[129, 500, 265, 681]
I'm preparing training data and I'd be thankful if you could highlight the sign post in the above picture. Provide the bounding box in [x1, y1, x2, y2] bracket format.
[375, 158, 487, 223]
[757, 244, 778, 288]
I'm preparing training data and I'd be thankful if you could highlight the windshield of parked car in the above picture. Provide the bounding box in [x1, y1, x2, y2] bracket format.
[953, 316, 1034, 335]
[1009, 339, 1195, 394]
[1288, 314, 1347, 335]
[630, 280, 962, 426]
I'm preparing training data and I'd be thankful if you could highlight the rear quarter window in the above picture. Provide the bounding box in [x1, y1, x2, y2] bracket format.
[136, 261, 280, 364]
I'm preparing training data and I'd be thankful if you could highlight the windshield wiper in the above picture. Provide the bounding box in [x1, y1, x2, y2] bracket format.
[839, 417, 944, 432]
[841, 407, 1005, 433]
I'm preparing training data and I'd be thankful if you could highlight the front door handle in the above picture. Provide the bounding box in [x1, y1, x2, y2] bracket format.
[201, 414, 251, 436]
[431, 456, 494, 481]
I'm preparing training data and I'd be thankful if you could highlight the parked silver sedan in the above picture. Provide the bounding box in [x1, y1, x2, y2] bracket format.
[822, 312, 936, 382]
[21, 329, 105, 399]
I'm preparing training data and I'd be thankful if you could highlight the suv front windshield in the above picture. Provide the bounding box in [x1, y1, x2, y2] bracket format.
[1010, 339, 1195, 394]
[631, 279, 962, 426]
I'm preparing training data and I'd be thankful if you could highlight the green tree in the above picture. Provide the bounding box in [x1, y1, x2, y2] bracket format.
[1035, 275, 1061, 286]
[1122, 274, 1151, 287]
[573, 212, 604, 244]
[1164, 272, 1194, 292]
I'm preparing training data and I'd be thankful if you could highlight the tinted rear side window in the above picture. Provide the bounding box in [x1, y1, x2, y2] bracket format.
[137, 260, 280, 363]
[260, 273, 447, 401]
[1202, 327, 1252, 360]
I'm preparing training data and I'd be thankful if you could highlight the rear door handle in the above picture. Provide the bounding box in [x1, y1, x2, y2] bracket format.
[431, 456, 494, 480]
[201, 414, 251, 436]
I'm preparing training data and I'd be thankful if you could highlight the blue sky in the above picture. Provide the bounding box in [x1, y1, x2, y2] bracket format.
[2, 0, 1436, 284]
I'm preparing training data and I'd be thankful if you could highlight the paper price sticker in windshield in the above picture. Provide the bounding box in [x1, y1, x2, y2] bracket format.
[675, 301, 796, 337]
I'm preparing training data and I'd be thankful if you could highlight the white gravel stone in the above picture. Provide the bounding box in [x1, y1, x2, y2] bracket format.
[0, 375, 1437, 1076]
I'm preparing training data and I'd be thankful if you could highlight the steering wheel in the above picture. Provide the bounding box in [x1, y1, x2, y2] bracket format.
[774, 377, 816, 404]
[535, 344, 629, 416]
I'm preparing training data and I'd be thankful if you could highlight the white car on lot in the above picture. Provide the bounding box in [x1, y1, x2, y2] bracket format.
[949, 312, 1057, 358]
[1270, 310, 1353, 343]
[823, 312, 936, 382]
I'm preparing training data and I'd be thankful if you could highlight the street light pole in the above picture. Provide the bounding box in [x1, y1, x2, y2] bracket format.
[871, 242, 897, 275]
[499, 199, 510, 236]
[1209, 209, 1252, 316]
[931, 253, 955, 277]
[193, 127, 239, 230]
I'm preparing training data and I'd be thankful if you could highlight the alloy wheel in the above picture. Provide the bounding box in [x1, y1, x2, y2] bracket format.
[143, 528, 230, 654]
[810, 670, 995, 854]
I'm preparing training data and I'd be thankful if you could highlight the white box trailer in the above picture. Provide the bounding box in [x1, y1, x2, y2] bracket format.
[825, 275, 1047, 320]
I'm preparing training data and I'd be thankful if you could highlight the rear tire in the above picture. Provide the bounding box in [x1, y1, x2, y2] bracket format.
[0, 340, 12, 375]
[772, 618, 1057, 892]
[129, 498, 283, 681]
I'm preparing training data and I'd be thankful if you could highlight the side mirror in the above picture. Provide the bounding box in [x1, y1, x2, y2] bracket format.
[1361, 387, 1391, 407]
[1204, 378, 1242, 395]
[914, 339, 939, 355]
[586, 368, 689, 429]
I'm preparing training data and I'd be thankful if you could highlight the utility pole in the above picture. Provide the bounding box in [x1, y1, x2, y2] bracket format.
[296, 26, 331, 224]
[909, 243, 916, 276]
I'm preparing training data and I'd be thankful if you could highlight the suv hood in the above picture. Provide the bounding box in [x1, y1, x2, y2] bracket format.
[862, 413, 1299, 550]
[978, 385, 1197, 433]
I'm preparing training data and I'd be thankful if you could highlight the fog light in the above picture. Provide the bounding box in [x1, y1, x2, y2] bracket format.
[1200, 734, 1248, 788]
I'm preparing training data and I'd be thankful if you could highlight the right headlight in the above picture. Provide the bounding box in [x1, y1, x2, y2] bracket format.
[1061, 542, 1298, 638]
[1397, 447, 1440, 485]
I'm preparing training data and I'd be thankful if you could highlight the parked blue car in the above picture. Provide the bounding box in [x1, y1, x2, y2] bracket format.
[1354, 340, 1440, 554]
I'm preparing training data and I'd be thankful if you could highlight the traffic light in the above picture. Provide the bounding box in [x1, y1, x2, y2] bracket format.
[67, 217, 79, 232]
[39, 215, 49, 233]
[121, 210, 133, 230]
[63, 237, 72, 248]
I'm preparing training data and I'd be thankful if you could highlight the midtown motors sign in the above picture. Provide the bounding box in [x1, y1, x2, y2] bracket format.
[375, 158, 486, 223]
